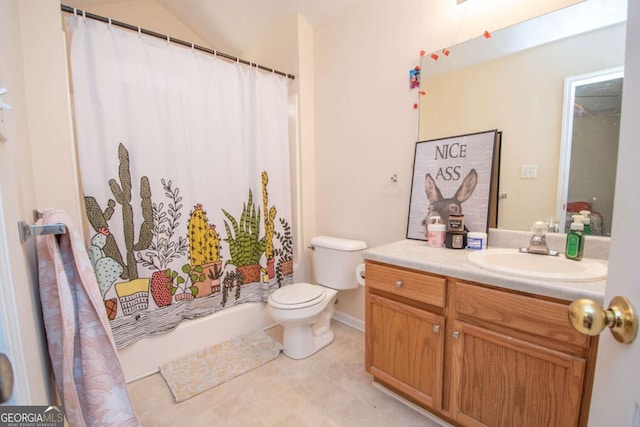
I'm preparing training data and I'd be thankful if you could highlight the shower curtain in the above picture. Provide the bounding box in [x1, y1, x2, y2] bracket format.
[65, 15, 293, 348]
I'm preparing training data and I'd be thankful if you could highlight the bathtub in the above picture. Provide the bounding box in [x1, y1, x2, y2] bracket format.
[118, 302, 275, 382]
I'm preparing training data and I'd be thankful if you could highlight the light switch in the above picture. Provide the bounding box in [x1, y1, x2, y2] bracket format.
[521, 164, 537, 179]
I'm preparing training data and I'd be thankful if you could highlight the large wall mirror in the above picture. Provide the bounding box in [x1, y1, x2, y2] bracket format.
[419, 0, 627, 235]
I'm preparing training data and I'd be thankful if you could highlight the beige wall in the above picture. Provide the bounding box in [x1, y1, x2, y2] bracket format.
[63, 0, 211, 48]
[242, 15, 318, 284]
[0, 0, 590, 403]
[0, 0, 212, 404]
[314, 0, 582, 321]
[419, 24, 624, 232]
[0, 0, 63, 404]
[569, 114, 620, 235]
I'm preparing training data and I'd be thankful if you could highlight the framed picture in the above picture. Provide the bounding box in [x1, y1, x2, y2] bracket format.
[407, 130, 501, 240]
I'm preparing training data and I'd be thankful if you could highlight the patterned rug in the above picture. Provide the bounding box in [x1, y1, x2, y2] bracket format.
[160, 330, 282, 402]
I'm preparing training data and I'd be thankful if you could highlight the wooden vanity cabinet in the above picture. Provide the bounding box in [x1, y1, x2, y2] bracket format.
[365, 261, 446, 411]
[365, 261, 598, 427]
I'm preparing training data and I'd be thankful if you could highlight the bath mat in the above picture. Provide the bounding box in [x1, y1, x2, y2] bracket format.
[160, 330, 282, 402]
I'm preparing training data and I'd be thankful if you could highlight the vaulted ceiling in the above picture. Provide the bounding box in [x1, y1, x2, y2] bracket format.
[62, 0, 361, 55]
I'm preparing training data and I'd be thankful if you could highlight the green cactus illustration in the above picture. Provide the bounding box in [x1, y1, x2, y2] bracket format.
[85, 196, 126, 276]
[188, 204, 221, 266]
[84, 143, 152, 280]
[108, 143, 153, 280]
[222, 190, 266, 268]
[88, 227, 124, 296]
[261, 171, 277, 260]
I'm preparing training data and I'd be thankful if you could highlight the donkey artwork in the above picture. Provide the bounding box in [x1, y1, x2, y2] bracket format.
[422, 168, 478, 230]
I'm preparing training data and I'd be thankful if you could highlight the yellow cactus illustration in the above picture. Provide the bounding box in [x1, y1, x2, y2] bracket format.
[204, 224, 221, 263]
[188, 204, 221, 266]
[188, 204, 207, 266]
[262, 171, 277, 259]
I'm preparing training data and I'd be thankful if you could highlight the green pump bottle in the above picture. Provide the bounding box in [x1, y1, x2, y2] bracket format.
[565, 216, 585, 261]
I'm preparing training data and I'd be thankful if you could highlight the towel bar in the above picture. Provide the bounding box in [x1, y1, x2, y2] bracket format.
[18, 211, 67, 244]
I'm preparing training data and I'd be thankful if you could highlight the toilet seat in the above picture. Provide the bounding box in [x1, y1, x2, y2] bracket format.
[269, 283, 325, 309]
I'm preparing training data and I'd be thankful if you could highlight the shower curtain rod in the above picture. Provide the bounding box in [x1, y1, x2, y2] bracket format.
[60, 4, 296, 80]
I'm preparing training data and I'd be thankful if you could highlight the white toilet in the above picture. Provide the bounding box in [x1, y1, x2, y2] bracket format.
[268, 235, 367, 359]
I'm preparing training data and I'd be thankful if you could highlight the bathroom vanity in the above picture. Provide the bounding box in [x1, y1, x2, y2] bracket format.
[364, 239, 606, 427]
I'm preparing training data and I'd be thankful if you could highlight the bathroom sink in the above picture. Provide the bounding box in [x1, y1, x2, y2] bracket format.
[466, 248, 607, 282]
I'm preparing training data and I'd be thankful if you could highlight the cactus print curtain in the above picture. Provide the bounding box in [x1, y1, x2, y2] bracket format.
[65, 16, 293, 347]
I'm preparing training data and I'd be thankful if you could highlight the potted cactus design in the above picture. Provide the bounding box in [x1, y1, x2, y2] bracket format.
[166, 263, 204, 300]
[222, 190, 266, 284]
[88, 227, 122, 320]
[187, 204, 222, 297]
[206, 262, 224, 294]
[275, 218, 293, 288]
[135, 179, 188, 307]
[261, 171, 277, 281]
[85, 143, 154, 315]
[85, 143, 153, 280]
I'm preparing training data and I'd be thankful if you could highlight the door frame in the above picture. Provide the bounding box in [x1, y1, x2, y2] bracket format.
[0, 189, 30, 403]
[555, 66, 624, 231]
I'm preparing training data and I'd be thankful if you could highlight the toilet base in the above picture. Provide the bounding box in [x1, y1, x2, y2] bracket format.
[280, 294, 336, 360]
[282, 323, 335, 360]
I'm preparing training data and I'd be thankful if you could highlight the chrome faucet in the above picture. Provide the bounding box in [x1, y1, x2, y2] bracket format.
[520, 221, 559, 256]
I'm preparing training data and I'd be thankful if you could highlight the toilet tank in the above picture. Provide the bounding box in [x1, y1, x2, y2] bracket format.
[310, 236, 367, 290]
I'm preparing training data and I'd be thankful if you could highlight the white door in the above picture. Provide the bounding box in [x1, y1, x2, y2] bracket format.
[0, 193, 17, 406]
[0, 291, 17, 406]
[587, 0, 640, 425]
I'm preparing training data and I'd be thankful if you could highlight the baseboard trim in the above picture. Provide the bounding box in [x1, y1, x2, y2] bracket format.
[372, 382, 453, 427]
[332, 310, 364, 332]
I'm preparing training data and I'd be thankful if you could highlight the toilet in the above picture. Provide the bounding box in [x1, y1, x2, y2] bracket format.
[267, 235, 367, 359]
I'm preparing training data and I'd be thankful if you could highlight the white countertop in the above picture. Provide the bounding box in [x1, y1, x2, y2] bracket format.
[364, 239, 606, 303]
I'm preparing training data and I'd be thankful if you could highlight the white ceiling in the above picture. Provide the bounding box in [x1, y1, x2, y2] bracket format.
[63, 0, 361, 54]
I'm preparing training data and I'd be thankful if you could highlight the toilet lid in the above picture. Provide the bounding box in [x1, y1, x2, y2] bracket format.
[271, 283, 324, 307]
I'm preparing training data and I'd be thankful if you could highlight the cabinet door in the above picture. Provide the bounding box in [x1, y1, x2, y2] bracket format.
[450, 321, 586, 427]
[368, 293, 444, 410]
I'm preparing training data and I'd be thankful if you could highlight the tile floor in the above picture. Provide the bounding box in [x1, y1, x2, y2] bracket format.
[127, 321, 446, 426]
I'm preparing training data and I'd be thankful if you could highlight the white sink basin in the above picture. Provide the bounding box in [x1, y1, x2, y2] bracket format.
[467, 248, 607, 282]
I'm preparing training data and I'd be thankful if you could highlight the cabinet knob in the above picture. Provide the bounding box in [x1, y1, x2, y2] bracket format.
[452, 331, 461, 339]
[433, 324, 441, 334]
[568, 296, 637, 344]
[395, 280, 404, 288]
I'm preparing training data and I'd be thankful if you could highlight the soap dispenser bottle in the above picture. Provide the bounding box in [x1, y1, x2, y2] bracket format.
[579, 210, 592, 235]
[565, 215, 585, 261]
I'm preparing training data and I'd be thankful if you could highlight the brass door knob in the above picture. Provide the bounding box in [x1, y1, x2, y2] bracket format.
[568, 296, 638, 344]
[0, 353, 14, 404]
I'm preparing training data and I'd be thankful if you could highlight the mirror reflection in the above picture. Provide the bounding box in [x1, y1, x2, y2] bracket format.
[557, 69, 622, 236]
[418, 1, 626, 233]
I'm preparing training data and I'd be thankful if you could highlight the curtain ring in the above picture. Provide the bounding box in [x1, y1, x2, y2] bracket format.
[73, 8, 77, 17]
[82, 10, 86, 19]
[138, 27, 142, 37]
[108, 17, 112, 28]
